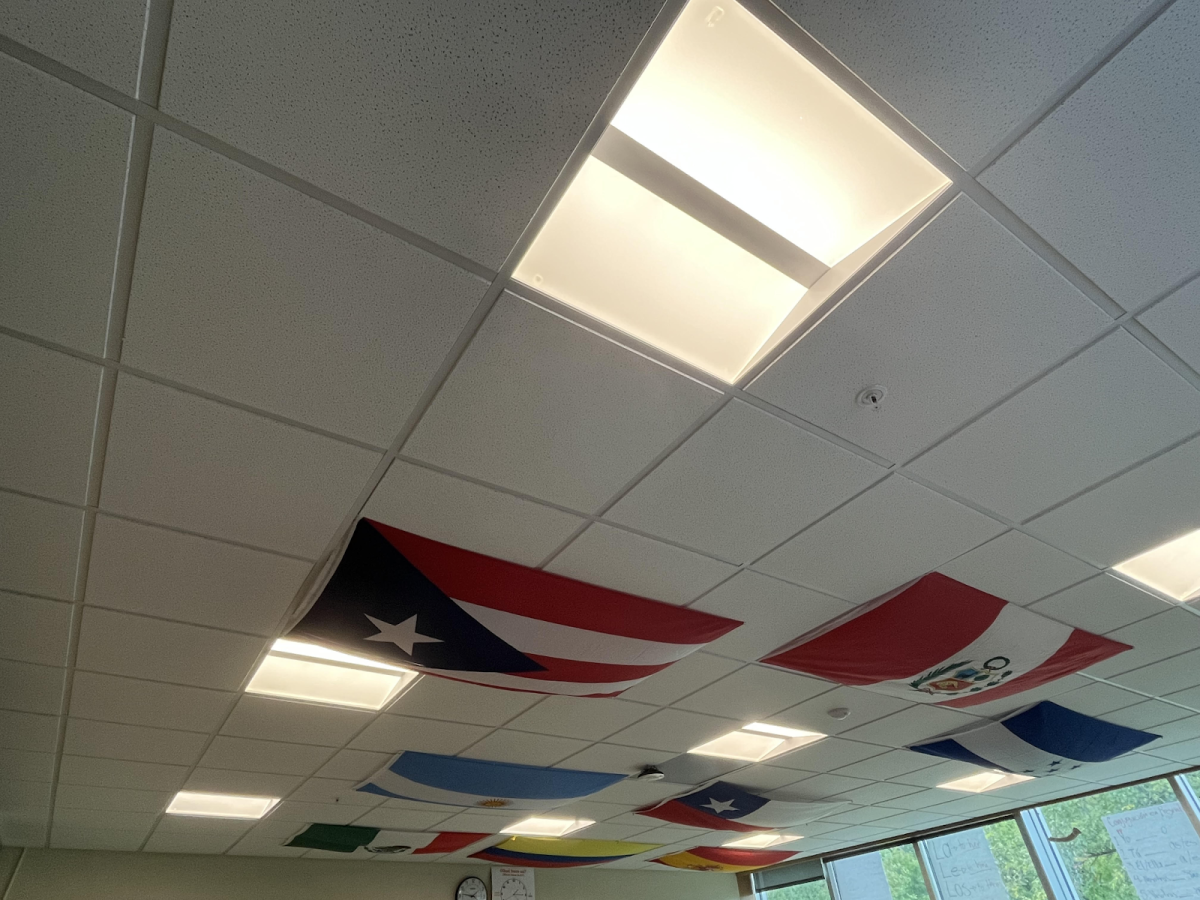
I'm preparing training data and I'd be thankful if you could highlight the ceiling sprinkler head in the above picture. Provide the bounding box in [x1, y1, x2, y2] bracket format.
[636, 765, 666, 781]
[827, 707, 851, 720]
[856, 385, 886, 410]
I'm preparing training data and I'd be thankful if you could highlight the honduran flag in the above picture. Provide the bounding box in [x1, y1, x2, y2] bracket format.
[356, 751, 625, 810]
[638, 781, 843, 832]
[654, 846, 800, 873]
[286, 823, 488, 855]
[288, 519, 741, 697]
[761, 574, 1130, 708]
[909, 701, 1160, 775]
[471, 837, 661, 868]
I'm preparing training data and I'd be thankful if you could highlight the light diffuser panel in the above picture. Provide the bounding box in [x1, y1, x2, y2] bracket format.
[1113, 528, 1200, 602]
[246, 639, 420, 710]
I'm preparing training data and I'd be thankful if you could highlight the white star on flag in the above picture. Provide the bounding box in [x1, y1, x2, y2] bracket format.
[702, 798, 737, 815]
[364, 614, 443, 656]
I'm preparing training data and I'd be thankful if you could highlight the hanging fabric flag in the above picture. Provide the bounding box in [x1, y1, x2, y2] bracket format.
[286, 823, 489, 855]
[761, 573, 1130, 708]
[356, 751, 626, 810]
[287, 519, 741, 697]
[471, 837, 661, 868]
[654, 846, 800, 872]
[909, 701, 1160, 775]
[637, 781, 844, 831]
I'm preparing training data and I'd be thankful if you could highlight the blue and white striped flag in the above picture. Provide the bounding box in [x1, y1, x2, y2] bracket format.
[909, 701, 1159, 775]
[356, 751, 626, 810]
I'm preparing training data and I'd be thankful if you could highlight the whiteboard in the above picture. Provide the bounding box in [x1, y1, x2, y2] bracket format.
[1104, 802, 1200, 900]
[830, 852, 893, 900]
[925, 828, 1010, 900]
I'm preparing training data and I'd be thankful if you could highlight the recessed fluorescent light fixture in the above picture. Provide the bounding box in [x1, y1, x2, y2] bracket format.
[723, 833, 802, 849]
[1113, 528, 1200, 603]
[690, 723, 826, 762]
[514, 0, 949, 383]
[500, 816, 595, 837]
[937, 771, 1035, 794]
[166, 791, 279, 819]
[245, 639, 420, 710]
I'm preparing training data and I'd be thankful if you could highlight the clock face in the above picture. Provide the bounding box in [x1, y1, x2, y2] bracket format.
[498, 878, 532, 900]
[457, 876, 488, 900]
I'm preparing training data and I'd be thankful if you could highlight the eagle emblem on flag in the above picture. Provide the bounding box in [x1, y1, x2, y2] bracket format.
[910, 656, 1013, 697]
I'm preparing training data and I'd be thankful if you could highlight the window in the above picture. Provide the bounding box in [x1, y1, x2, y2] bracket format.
[921, 820, 1047, 900]
[761, 879, 832, 900]
[828, 845, 931, 900]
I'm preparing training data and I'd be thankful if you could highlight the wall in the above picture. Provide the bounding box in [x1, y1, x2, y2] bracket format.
[0, 849, 740, 900]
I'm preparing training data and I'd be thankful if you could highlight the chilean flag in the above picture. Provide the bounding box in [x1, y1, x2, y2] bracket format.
[288, 519, 742, 697]
[638, 781, 843, 832]
[761, 574, 1130, 708]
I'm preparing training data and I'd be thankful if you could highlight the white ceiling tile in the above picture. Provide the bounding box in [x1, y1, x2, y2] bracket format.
[625, 826, 697, 845]
[56, 787, 170, 816]
[750, 197, 1112, 462]
[773, 687, 914, 738]
[0, 660, 66, 715]
[387, 676, 542, 728]
[842, 706, 982, 749]
[573, 823, 652, 842]
[86, 515, 310, 637]
[910, 332, 1200, 521]
[770, 737, 886, 774]
[312, 750, 392, 782]
[64, 718, 207, 767]
[505, 697, 656, 742]
[830, 749, 941, 782]
[1027, 433, 1200, 568]
[673, 666, 831, 720]
[1140, 279, 1200, 374]
[0, 710, 58, 753]
[430, 811, 511, 834]
[0, 57, 128, 352]
[0, 336, 100, 503]
[937, 531, 1098, 605]
[348, 714, 490, 755]
[100, 375, 380, 557]
[1031, 574, 1173, 634]
[553, 743, 674, 776]
[1113, 648, 1200, 696]
[268, 800, 366, 825]
[69, 671, 234, 734]
[722, 764, 808, 792]
[690, 571, 853, 663]
[58, 755, 189, 792]
[53, 807, 160, 832]
[756, 475, 1005, 603]
[981, 1, 1200, 306]
[607, 708, 739, 754]
[950, 674, 1089, 719]
[586, 778, 684, 806]
[125, 131, 485, 446]
[0, 0, 145, 91]
[143, 827, 245, 855]
[406, 293, 717, 512]
[839, 782, 927, 807]
[159, 0, 659, 267]
[877, 788, 953, 810]
[547, 523, 738, 607]
[0, 492, 82, 601]
[617, 653, 743, 707]
[228, 841, 309, 858]
[0, 779, 51, 812]
[824, 806, 887, 826]
[350, 806, 454, 831]
[1163, 686, 1200, 713]
[1084, 609, 1200, 677]
[364, 460, 583, 568]
[287, 778, 383, 806]
[0, 592, 70, 667]
[608, 400, 884, 562]
[184, 768, 303, 798]
[221, 696, 374, 748]
[199, 737, 331, 776]
[782, 773, 872, 800]
[0, 748, 54, 782]
[889, 759, 993, 789]
[460, 729, 590, 767]
[51, 824, 151, 851]
[777, 0, 1154, 167]
[75, 607, 265, 691]
[1054, 682, 1147, 717]
[1102, 700, 1191, 731]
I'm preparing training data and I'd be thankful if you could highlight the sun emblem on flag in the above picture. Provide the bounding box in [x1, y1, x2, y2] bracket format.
[478, 799, 510, 808]
[910, 657, 1013, 696]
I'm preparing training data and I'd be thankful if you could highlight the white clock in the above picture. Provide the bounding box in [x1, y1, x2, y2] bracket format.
[498, 878, 532, 900]
[456, 876, 488, 900]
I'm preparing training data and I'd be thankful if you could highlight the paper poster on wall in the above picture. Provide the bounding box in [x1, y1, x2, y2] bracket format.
[492, 865, 535, 900]
[829, 852, 893, 900]
[925, 828, 1010, 900]
[1104, 802, 1200, 900]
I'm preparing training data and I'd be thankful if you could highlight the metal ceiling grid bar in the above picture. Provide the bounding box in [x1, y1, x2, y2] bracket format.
[1015, 809, 1075, 900]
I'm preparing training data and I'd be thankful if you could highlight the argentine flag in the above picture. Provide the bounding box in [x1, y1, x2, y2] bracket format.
[908, 701, 1160, 775]
[357, 751, 625, 810]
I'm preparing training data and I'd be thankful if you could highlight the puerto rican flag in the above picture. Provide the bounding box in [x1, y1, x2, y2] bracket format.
[288, 519, 741, 697]
[761, 574, 1130, 708]
[638, 781, 844, 832]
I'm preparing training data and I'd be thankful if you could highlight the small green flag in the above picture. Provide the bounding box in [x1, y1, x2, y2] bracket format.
[287, 823, 379, 853]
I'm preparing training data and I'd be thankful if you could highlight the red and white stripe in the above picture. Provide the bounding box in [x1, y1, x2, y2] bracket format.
[374, 523, 741, 697]
[761, 573, 1130, 708]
